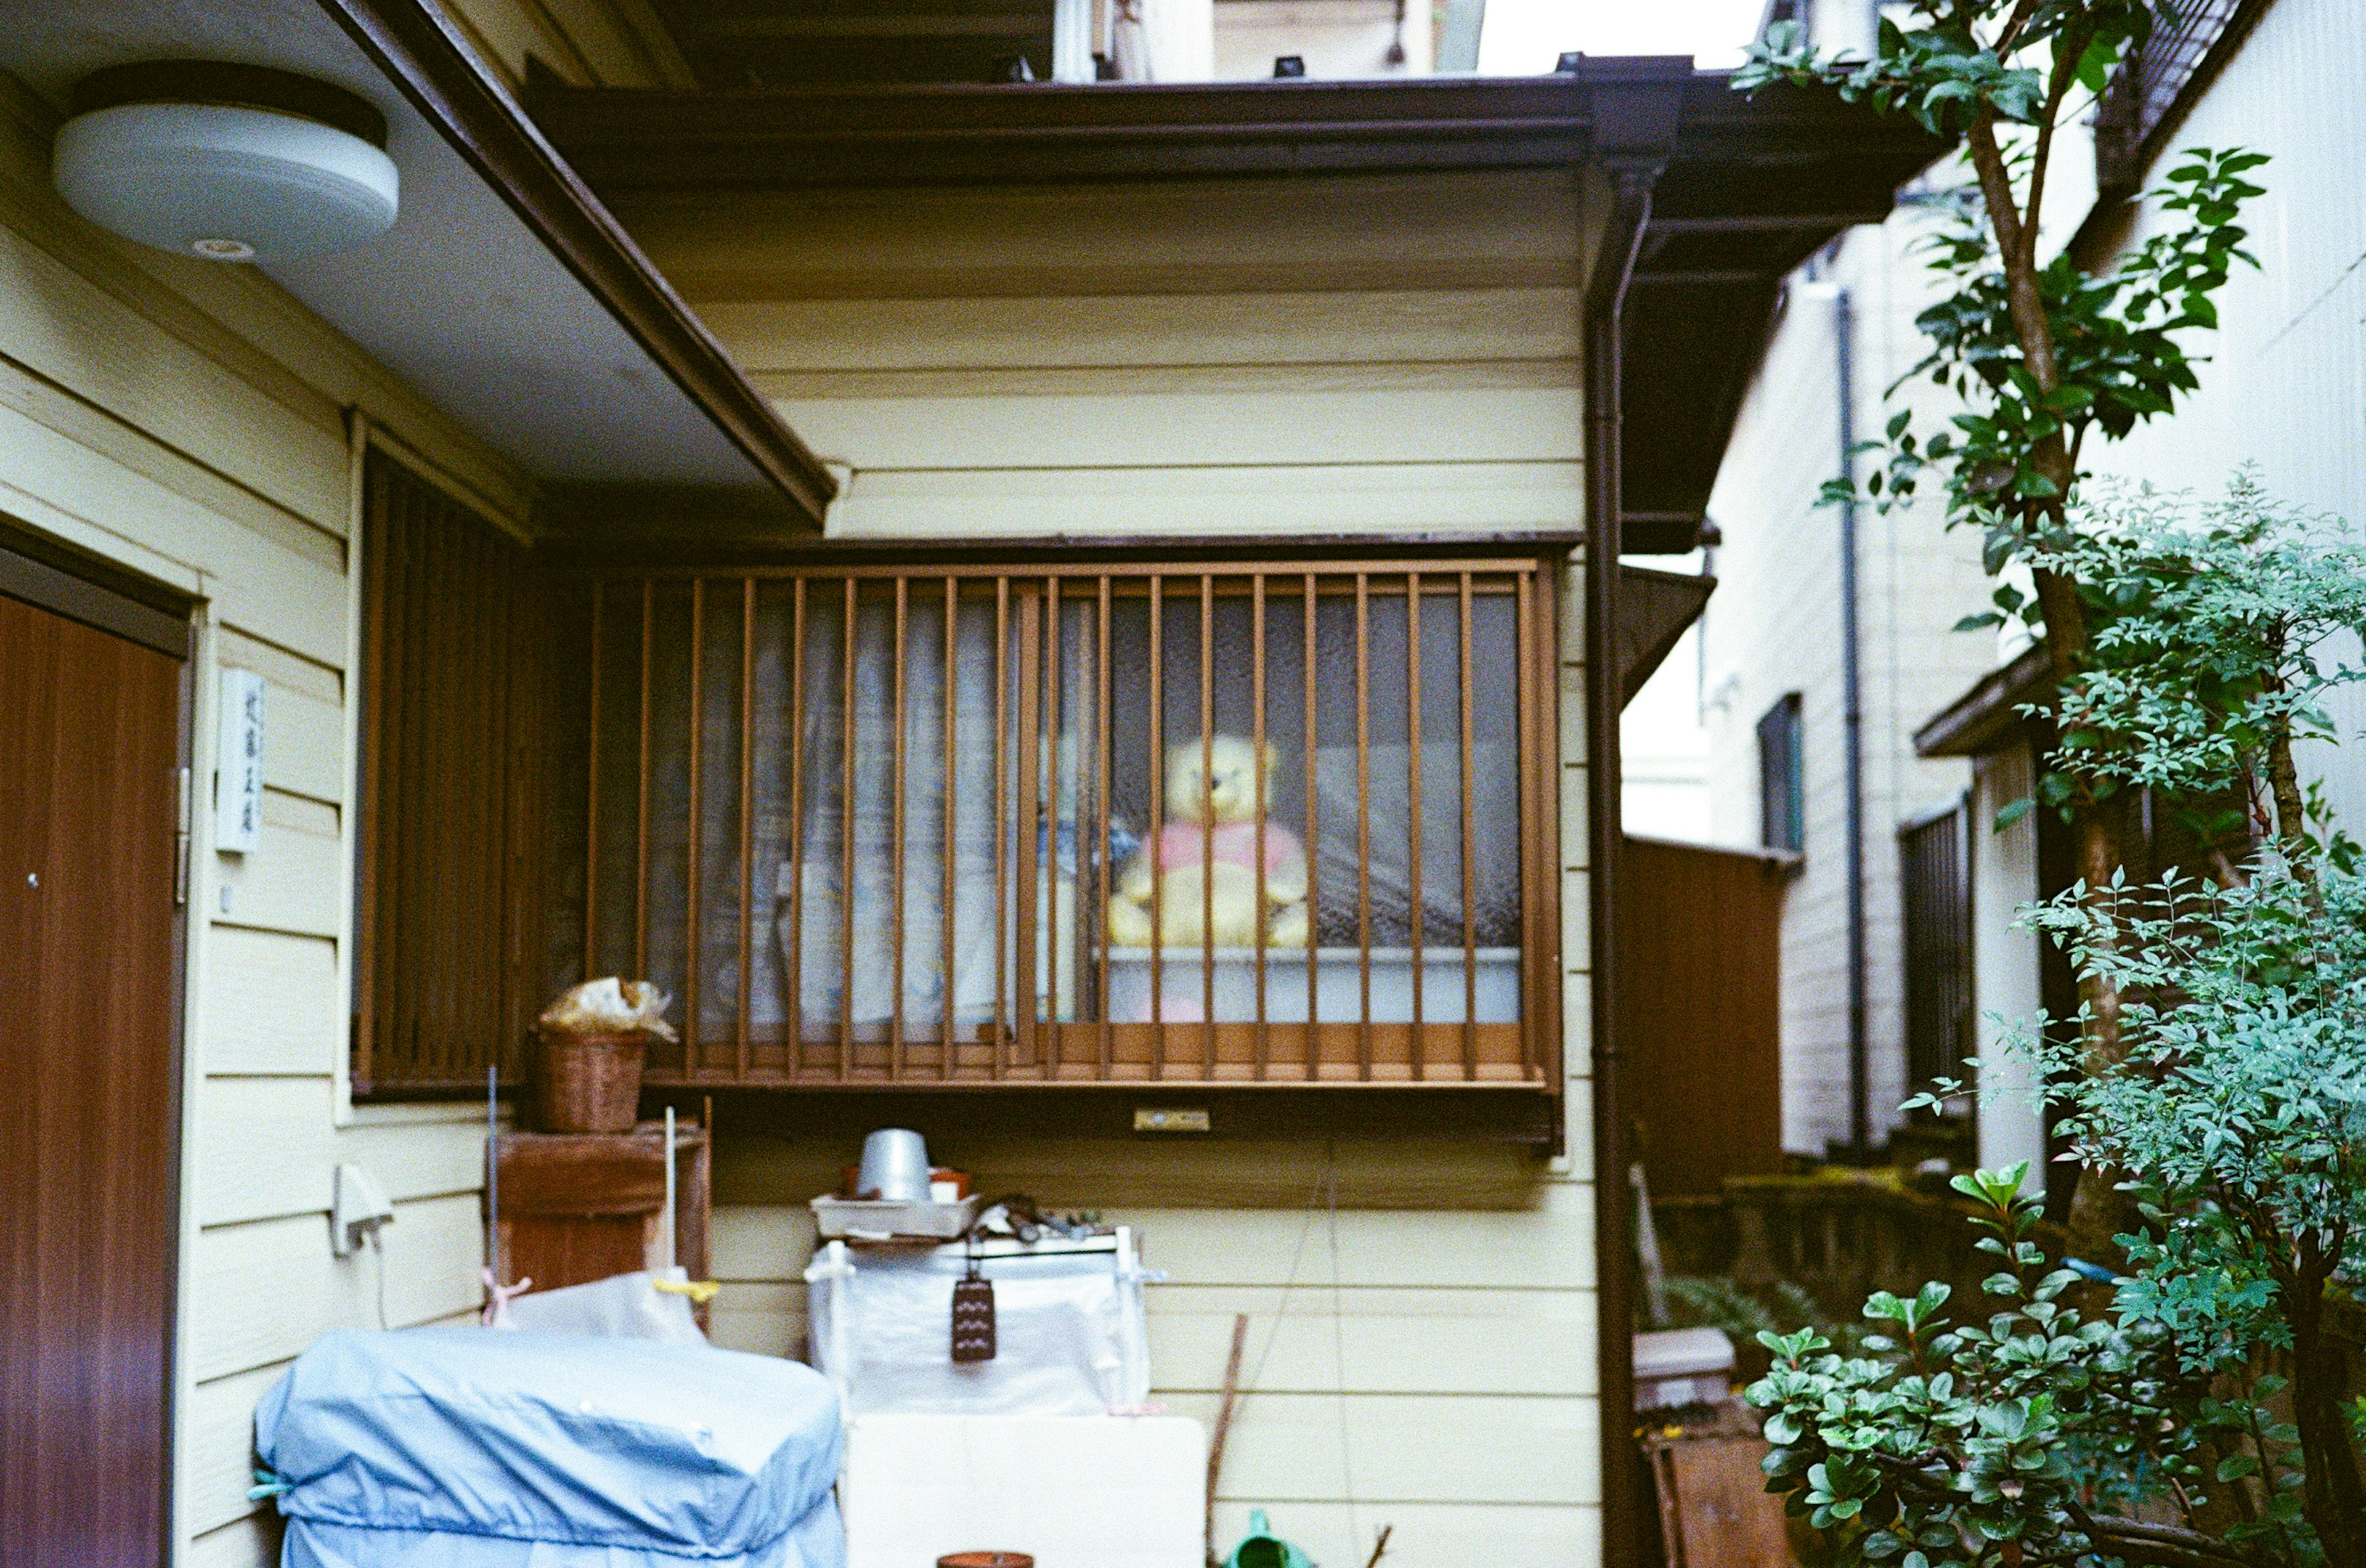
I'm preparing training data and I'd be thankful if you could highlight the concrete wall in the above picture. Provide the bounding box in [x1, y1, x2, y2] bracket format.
[618, 166, 1606, 1567]
[1696, 217, 1998, 1156]
[0, 73, 531, 1568]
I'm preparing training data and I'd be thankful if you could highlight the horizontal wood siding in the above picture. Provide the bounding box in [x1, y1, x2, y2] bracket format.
[648, 167, 1602, 1567]
[0, 86, 534, 1566]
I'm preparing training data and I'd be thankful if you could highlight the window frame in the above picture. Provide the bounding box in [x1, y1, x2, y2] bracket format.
[561, 552, 1566, 1093]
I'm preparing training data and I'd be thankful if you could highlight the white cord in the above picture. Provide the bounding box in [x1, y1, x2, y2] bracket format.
[368, 1226, 389, 1331]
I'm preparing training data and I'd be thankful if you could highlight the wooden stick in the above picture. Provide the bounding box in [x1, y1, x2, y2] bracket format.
[1205, 1312, 1250, 1567]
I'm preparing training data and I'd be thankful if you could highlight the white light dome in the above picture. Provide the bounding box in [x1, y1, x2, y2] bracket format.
[54, 97, 399, 264]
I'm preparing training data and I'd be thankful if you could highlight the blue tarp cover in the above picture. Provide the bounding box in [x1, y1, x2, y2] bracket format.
[256, 1330, 843, 1561]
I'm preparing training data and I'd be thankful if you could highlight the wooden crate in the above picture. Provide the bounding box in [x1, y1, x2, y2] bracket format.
[495, 1120, 711, 1317]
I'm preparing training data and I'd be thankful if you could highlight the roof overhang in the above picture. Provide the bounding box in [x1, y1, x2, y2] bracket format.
[0, 0, 835, 534]
[1914, 643, 2053, 758]
[1617, 565, 1714, 706]
[523, 61, 1944, 550]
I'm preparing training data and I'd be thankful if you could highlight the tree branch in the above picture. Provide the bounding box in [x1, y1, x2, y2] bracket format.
[2019, 24, 2092, 270]
[2065, 1500, 2270, 1568]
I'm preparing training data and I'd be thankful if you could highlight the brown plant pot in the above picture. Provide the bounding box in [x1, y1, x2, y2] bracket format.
[534, 1031, 646, 1133]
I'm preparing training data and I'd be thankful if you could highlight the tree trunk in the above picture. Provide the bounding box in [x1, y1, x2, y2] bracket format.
[2287, 1259, 2366, 1568]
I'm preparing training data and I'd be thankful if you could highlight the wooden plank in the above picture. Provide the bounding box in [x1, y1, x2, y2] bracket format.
[1114, 1195, 1595, 1289]
[705, 289, 1584, 373]
[1169, 1391, 1600, 1506]
[0, 400, 347, 666]
[707, 1187, 1592, 1291]
[190, 1081, 487, 1227]
[623, 168, 1583, 303]
[215, 628, 340, 702]
[182, 1362, 288, 1537]
[200, 930, 339, 1076]
[713, 1135, 1559, 1213]
[0, 216, 348, 529]
[776, 388, 1583, 471]
[1147, 1285, 1595, 1396]
[211, 790, 344, 938]
[826, 461, 1583, 544]
[186, 1194, 483, 1383]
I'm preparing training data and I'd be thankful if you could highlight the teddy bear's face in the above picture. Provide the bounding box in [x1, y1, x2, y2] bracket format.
[1164, 735, 1272, 824]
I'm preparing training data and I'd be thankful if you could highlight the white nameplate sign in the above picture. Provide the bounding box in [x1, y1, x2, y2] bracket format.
[216, 668, 266, 855]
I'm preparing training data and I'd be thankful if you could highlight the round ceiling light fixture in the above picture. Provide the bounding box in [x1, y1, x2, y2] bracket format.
[53, 61, 399, 265]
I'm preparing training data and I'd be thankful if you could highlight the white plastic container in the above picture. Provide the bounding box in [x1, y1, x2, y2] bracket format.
[840, 1414, 1205, 1568]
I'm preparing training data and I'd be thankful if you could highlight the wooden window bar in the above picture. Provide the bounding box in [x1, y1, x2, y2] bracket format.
[575, 559, 1558, 1090]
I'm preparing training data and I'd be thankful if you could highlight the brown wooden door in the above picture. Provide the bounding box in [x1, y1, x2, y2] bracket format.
[0, 590, 185, 1568]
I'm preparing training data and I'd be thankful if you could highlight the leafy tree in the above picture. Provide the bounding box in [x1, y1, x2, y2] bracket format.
[1735, 0, 2269, 1260]
[1750, 485, 2366, 1567]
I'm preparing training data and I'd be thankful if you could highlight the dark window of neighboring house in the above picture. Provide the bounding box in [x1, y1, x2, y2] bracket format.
[1757, 693, 1803, 852]
[1898, 800, 1975, 1103]
[352, 449, 546, 1096]
[2094, 0, 2261, 195]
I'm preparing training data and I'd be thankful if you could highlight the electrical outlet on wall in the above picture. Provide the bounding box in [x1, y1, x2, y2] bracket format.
[331, 1163, 394, 1257]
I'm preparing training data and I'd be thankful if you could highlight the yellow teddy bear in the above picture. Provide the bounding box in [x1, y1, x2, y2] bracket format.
[1107, 735, 1309, 949]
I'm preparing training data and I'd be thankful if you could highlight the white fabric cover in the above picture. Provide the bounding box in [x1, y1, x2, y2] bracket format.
[805, 1238, 1152, 1417]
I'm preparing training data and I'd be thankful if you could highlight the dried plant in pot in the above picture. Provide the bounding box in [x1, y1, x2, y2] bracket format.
[532, 979, 678, 1134]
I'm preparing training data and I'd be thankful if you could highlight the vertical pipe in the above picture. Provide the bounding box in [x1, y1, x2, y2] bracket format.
[1459, 574, 1477, 1080]
[1406, 572, 1424, 1078]
[1046, 577, 1063, 1079]
[1354, 572, 1372, 1081]
[1148, 575, 1165, 1071]
[787, 579, 807, 1079]
[839, 579, 856, 1080]
[1014, 588, 1042, 1071]
[687, 579, 705, 1066]
[738, 579, 754, 1082]
[1586, 163, 1659, 1568]
[1097, 576, 1113, 1081]
[891, 575, 908, 1078]
[1251, 573, 1269, 1079]
[994, 578, 1010, 1078]
[1835, 285, 1872, 1154]
[1199, 573, 1215, 1078]
[1302, 574, 1319, 1078]
[636, 580, 653, 981]
[943, 577, 958, 1078]
[582, 582, 603, 978]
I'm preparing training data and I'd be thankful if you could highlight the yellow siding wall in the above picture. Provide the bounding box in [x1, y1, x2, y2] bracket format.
[622, 170, 1604, 1567]
[0, 74, 529, 1568]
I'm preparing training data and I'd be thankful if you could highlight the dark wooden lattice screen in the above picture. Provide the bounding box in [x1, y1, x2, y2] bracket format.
[353, 449, 545, 1094]
[2094, 0, 2259, 193]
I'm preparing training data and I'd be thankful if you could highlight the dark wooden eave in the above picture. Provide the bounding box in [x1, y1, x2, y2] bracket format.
[1617, 566, 1714, 705]
[523, 63, 1941, 551]
[1914, 643, 2052, 758]
[314, 0, 839, 528]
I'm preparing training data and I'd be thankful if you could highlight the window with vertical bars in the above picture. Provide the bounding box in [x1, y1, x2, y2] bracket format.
[352, 450, 547, 1095]
[1758, 692, 1803, 854]
[1898, 802, 1974, 1101]
[552, 558, 1562, 1088]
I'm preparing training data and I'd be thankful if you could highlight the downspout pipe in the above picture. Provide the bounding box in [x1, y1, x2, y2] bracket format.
[1585, 160, 1661, 1568]
[1834, 285, 1871, 1153]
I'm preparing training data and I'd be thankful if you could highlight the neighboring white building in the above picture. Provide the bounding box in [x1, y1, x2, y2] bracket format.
[1693, 209, 1999, 1157]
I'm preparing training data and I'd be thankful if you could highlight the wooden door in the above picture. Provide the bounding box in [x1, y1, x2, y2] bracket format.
[0, 589, 185, 1568]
